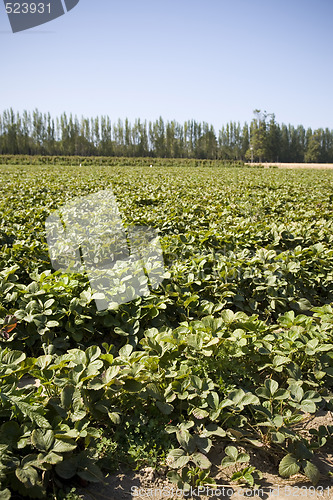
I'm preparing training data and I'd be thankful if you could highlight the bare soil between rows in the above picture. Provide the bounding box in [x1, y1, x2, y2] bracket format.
[80, 412, 333, 500]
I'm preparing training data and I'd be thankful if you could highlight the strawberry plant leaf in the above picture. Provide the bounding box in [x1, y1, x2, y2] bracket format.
[279, 454, 300, 478]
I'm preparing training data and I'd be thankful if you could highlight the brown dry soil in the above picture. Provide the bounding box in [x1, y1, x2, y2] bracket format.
[245, 163, 333, 169]
[80, 412, 333, 500]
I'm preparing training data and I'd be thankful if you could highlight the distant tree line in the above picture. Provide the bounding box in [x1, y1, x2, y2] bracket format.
[0, 108, 332, 162]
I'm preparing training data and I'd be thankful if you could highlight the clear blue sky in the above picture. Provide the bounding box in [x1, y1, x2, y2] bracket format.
[1, 0, 333, 132]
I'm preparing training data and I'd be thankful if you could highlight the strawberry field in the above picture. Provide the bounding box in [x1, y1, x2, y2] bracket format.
[0, 160, 333, 499]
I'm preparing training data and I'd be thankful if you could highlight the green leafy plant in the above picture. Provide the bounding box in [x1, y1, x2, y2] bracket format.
[220, 446, 262, 488]
[1, 162, 333, 497]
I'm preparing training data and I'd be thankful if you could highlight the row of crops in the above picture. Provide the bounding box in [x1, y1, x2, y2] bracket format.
[0, 161, 333, 498]
[0, 155, 244, 168]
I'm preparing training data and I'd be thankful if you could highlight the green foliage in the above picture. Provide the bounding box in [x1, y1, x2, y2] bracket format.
[230, 466, 262, 488]
[220, 446, 250, 468]
[0, 163, 333, 497]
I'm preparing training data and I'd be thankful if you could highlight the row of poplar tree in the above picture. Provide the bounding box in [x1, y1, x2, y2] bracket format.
[0, 108, 332, 162]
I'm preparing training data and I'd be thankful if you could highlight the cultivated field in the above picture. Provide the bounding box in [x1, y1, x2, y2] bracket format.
[0, 161, 333, 499]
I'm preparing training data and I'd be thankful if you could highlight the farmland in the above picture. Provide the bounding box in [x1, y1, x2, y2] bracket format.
[0, 160, 333, 498]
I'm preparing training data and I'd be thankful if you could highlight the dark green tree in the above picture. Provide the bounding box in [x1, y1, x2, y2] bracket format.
[305, 130, 322, 163]
[246, 109, 269, 162]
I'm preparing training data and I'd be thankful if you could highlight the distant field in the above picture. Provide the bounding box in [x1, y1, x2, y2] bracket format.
[247, 162, 333, 169]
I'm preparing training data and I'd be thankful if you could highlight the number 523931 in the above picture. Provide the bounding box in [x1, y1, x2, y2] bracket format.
[5, 3, 51, 14]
